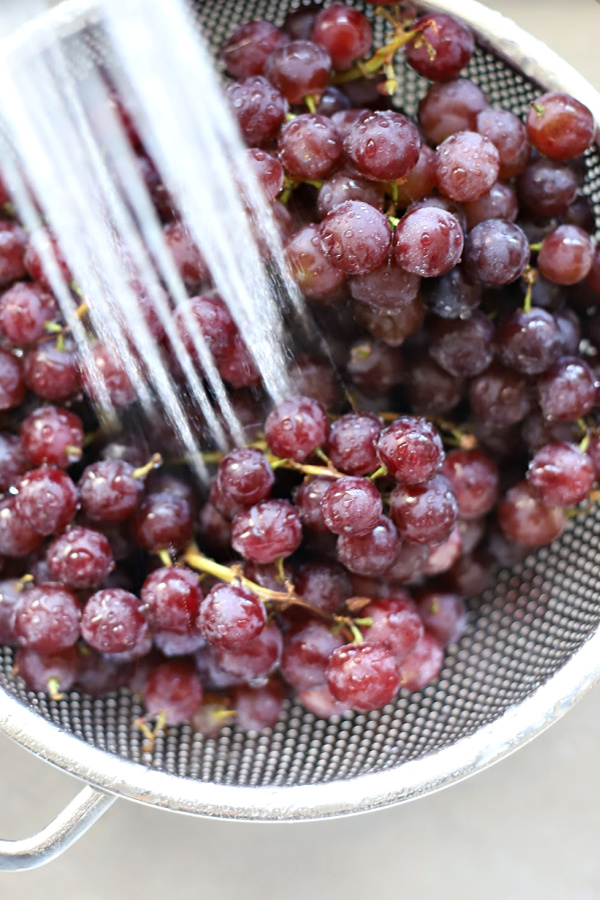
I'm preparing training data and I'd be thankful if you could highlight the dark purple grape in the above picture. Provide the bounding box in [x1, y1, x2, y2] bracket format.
[81, 588, 149, 655]
[517, 158, 577, 218]
[435, 131, 499, 202]
[281, 619, 344, 691]
[496, 308, 562, 375]
[463, 220, 530, 285]
[320, 200, 392, 275]
[393, 207, 463, 278]
[327, 642, 400, 711]
[463, 182, 518, 231]
[231, 499, 302, 563]
[325, 412, 382, 475]
[353, 295, 425, 347]
[289, 355, 341, 410]
[344, 111, 420, 181]
[198, 582, 266, 651]
[284, 6, 321, 40]
[422, 265, 481, 320]
[442, 449, 499, 519]
[403, 352, 464, 416]
[143, 661, 203, 725]
[419, 79, 488, 146]
[346, 339, 403, 391]
[563, 195, 595, 233]
[279, 114, 343, 180]
[141, 566, 202, 634]
[316, 85, 351, 116]
[469, 362, 531, 427]
[498, 480, 566, 547]
[339, 75, 393, 111]
[518, 274, 564, 312]
[521, 411, 578, 455]
[429, 311, 494, 377]
[15, 467, 78, 535]
[14, 583, 80, 653]
[264, 40, 331, 104]
[321, 476, 382, 535]
[475, 107, 530, 179]
[390, 474, 458, 545]
[222, 21, 289, 78]
[554, 305, 580, 356]
[265, 395, 328, 462]
[337, 516, 399, 576]
[526, 92, 595, 160]
[349, 260, 420, 311]
[538, 225, 594, 286]
[538, 356, 596, 420]
[377, 416, 444, 484]
[527, 441, 594, 505]
[226, 76, 288, 146]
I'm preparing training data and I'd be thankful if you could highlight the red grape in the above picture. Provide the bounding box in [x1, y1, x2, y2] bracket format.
[526, 92, 595, 160]
[327, 642, 400, 711]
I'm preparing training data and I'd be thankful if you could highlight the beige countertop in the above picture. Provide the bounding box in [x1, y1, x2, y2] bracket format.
[2, 2, 600, 897]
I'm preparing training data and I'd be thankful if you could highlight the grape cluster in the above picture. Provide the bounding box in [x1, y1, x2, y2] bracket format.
[0, 2, 598, 736]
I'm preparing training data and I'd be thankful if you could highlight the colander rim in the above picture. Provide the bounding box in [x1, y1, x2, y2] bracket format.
[1, 627, 600, 820]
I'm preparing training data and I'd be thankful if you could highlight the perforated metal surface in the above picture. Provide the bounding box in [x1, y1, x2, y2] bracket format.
[1, 0, 600, 816]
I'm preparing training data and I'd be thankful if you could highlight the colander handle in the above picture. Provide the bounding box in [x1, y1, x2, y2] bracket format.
[0, 785, 116, 871]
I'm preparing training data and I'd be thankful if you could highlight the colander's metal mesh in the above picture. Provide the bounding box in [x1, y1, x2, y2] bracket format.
[1, 0, 600, 791]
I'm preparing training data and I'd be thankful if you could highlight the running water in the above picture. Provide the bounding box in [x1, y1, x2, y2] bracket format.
[0, 0, 317, 474]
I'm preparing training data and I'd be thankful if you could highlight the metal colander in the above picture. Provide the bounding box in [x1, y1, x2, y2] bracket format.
[2, 0, 600, 871]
